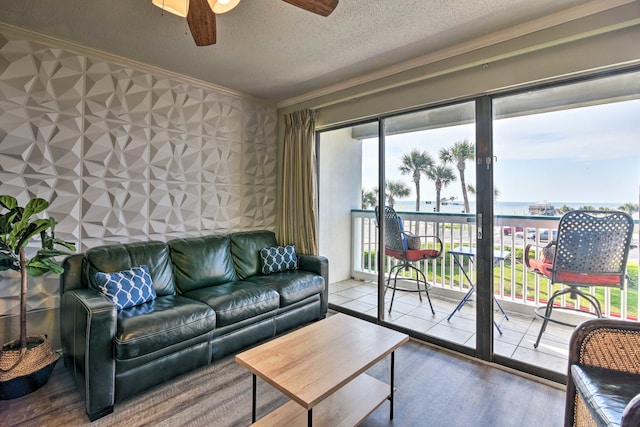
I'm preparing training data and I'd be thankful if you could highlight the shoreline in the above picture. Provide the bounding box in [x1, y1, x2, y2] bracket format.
[393, 200, 638, 218]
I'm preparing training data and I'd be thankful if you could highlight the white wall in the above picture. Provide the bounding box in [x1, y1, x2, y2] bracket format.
[318, 128, 363, 283]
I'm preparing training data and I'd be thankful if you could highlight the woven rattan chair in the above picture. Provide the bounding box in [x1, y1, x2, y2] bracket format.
[375, 206, 442, 314]
[565, 318, 640, 427]
[525, 210, 634, 348]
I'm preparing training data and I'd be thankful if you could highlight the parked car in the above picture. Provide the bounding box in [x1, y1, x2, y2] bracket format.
[504, 226, 524, 236]
[527, 229, 558, 241]
[516, 228, 535, 239]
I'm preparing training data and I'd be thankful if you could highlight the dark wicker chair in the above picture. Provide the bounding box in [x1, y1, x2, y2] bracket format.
[565, 318, 640, 427]
[525, 210, 634, 348]
[375, 206, 442, 313]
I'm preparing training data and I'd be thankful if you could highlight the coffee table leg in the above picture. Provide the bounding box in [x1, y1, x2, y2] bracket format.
[308, 408, 313, 427]
[252, 374, 257, 423]
[390, 351, 395, 420]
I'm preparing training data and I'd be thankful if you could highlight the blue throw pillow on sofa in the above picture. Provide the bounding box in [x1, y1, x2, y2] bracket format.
[260, 245, 297, 275]
[95, 265, 157, 310]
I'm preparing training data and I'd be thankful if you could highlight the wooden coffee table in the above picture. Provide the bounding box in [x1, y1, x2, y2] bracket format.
[235, 313, 409, 426]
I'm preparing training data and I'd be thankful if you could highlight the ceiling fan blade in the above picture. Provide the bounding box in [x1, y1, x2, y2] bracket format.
[281, 0, 338, 17]
[187, 0, 217, 46]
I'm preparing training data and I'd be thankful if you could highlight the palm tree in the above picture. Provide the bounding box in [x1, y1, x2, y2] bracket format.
[426, 165, 455, 212]
[385, 180, 410, 208]
[467, 184, 500, 199]
[398, 149, 434, 211]
[361, 189, 377, 209]
[440, 140, 474, 213]
[557, 205, 573, 215]
[618, 202, 639, 215]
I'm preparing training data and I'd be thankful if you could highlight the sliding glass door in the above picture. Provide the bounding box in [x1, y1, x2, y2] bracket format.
[492, 70, 640, 377]
[320, 101, 483, 351]
[319, 68, 639, 378]
[381, 103, 477, 350]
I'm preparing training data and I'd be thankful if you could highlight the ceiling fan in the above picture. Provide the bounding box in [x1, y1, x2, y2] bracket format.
[152, 0, 339, 46]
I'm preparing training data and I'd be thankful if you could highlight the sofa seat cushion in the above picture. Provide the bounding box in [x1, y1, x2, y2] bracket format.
[247, 271, 324, 307]
[185, 282, 280, 327]
[115, 295, 216, 360]
[571, 364, 640, 427]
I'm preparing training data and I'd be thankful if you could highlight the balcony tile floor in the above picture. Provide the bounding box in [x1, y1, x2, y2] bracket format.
[329, 279, 574, 375]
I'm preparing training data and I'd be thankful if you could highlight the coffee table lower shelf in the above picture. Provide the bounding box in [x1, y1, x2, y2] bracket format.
[251, 373, 390, 427]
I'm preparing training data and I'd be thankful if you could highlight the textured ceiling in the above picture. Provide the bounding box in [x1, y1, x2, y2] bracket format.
[0, 0, 608, 104]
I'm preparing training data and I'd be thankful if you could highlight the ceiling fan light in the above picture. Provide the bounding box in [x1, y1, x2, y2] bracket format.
[208, 0, 240, 14]
[152, 0, 188, 17]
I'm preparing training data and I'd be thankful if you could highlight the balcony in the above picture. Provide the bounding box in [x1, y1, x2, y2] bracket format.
[328, 210, 640, 375]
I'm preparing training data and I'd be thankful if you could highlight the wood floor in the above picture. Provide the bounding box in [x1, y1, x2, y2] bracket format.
[0, 331, 566, 426]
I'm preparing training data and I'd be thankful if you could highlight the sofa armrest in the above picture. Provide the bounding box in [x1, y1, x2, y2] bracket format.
[565, 319, 640, 427]
[623, 395, 640, 426]
[568, 318, 640, 371]
[298, 254, 328, 280]
[60, 288, 117, 421]
[60, 254, 85, 293]
[298, 254, 329, 316]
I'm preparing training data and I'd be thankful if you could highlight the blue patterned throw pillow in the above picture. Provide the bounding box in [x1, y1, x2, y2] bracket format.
[260, 245, 297, 275]
[95, 265, 157, 310]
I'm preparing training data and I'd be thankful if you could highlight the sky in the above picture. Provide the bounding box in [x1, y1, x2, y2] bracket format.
[362, 98, 640, 205]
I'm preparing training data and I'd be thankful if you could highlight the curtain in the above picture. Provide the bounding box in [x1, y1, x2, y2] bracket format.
[279, 109, 318, 255]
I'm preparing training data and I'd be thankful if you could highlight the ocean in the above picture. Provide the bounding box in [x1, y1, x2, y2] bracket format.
[393, 200, 637, 218]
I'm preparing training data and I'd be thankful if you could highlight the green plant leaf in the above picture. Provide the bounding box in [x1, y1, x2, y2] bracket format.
[0, 252, 18, 271]
[35, 248, 75, 259]
[27, 258, 63, 276]
[1, 212, 14, 234]
[26, 264, 49, 276]
[5, 208, 27, 249]
[0, 240, 12, 254]
[10, 198, 48, 246]
[24, 198, 49, 217]
[48, 263, 64, 275]
[15, 219, 52, 250]
[52, 238, 76, 252]
[0, 252, 15, 261]
[0, 195, 18, 210]
[0, 207, 21, 236]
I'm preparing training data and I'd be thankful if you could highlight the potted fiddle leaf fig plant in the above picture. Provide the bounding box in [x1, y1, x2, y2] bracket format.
[0, 195, 75, 400]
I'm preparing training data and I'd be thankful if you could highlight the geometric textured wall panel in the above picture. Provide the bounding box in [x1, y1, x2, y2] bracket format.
[84, 119, 150, 180]
[0, 28, 278, 317]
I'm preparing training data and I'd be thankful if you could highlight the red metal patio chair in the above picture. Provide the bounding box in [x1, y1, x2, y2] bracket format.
[525, 209, 634, 348]
[375, 206, 443, 314]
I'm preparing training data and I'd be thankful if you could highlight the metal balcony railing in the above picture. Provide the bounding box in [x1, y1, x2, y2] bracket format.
[350, 210, 640, 320]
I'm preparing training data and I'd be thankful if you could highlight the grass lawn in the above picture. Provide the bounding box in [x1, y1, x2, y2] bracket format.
[364, 244, 639, 319]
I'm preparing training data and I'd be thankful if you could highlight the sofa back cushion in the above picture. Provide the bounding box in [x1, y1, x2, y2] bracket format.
[84, 241, 176, 297]
[168, 235, 237, 293]
[230, 230, 278, 280]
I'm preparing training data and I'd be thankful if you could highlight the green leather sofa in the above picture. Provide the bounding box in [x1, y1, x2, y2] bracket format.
[59, 230, 328, 421]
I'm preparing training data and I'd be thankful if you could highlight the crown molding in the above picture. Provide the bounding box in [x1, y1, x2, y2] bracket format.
[0, 22, 276, 108]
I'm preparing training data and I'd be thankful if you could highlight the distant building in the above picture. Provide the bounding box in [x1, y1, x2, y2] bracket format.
[529, 203, 556, 216]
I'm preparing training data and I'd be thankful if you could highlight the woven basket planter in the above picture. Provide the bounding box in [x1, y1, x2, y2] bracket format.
[0, 335, 60, 400]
